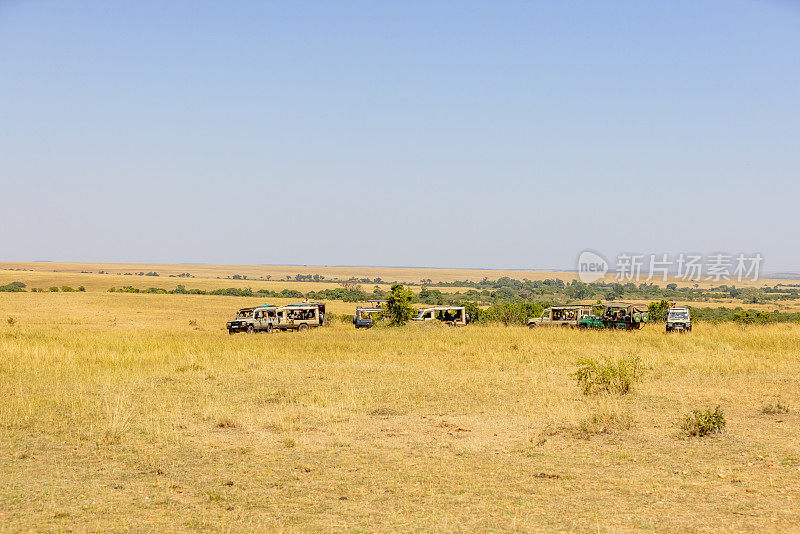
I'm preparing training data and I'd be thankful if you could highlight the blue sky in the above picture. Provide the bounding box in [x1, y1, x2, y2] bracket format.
[1, 1, 798, 270]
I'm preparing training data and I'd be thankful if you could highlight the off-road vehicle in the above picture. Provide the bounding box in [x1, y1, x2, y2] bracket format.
[353, 300, 387, 329]
[578, 303, 649, 330]
[226, 305, 278, 334]
[274, 302, 326, 331]
[353, 307, 382, 328]
[666, 305, 692, 333]
[412, 306, 469, 326]
[528, 305, 591, 328]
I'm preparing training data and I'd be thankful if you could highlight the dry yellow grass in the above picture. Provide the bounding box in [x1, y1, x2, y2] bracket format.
[1, 290, 799, 531]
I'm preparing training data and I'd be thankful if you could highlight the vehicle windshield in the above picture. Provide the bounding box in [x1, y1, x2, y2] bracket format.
[669, 311, 689, 320]
[236, 310, 252, 318]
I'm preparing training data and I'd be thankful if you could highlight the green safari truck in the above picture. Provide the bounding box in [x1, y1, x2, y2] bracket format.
[578, 303, 649, 330]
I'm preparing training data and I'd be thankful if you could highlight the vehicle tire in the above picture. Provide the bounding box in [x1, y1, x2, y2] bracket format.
[228, 330, 234, 335]
[528, 323, 536, 329]
[246, 325, 254, 334]
[298, 323, 309, 332]
[578, 323, 588, 330]
[266, 324, 273, 334]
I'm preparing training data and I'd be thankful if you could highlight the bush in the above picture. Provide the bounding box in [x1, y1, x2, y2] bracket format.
[480, 302, 543, 326]
[49, 286, 59, 292]
[0, 282, 26, 292]
[648, 299, 671, 322]
[61, 286, 75, 292]
[681, 406, 725, 437]
[385, 284, 415, 326]
[78, 286, 86, 292]
[574, 356, 643, 395]
[732, 310, 774, 325]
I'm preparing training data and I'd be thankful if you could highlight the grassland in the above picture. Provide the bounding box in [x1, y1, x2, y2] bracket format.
[1, 260, 793, 288]
[2, 289, 799, 532]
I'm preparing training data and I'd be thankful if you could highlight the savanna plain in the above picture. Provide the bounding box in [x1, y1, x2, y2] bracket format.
[1, 265, 799, 532]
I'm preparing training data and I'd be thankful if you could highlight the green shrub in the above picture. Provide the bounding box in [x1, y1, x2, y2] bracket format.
[648, 299, 671, 322]
[0, 283, 26, 292]
[574, 356, 643, 395]
[732, 310, 774, 325]
[61, 286, 75, 292]
[49, 286, 59, 292]
[7, 317, 16, 326]
[78, 286, 86, 292]
[480, 302, 543, 326]
[386, 284, 415, 326]
[681, 406, 725, 437]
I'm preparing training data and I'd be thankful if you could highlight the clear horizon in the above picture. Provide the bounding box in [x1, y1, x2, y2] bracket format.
[2, 1, 798, 271]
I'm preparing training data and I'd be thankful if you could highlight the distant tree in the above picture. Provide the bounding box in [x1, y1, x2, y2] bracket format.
[666, 283, 678, 291]
[386, 284, 415, 326]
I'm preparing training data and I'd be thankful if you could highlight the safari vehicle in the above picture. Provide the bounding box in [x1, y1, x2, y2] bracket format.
[528, 305, 591, 328]
[412, 306, 469, 326]
[578, 303, 649, 330]
[666, 305, 692, 333]
[226, 305, 278, 334]
[353, 307, 382, 328]
[352, 300, 388, 329]
[274, 302, 326, 332]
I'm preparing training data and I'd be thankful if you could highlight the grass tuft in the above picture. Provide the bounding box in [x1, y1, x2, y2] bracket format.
[761, 401, 790, 415]
[574, 356, 643, 395]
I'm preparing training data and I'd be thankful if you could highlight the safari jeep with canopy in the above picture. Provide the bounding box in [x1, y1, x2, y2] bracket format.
[528, 305, 591, 328]
[578, 303, 649, 330]
[274, 302, 326, 332]
[412, 306, 469, 326]
[354, 307, 384, 328]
